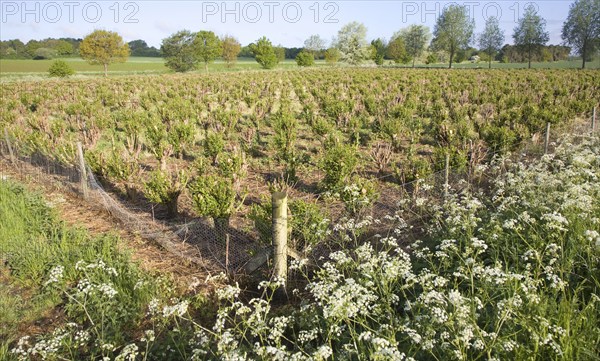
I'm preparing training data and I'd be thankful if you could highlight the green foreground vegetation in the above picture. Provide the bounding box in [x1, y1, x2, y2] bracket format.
[0, 180, 175, 360]
[1, 132, 599, 359]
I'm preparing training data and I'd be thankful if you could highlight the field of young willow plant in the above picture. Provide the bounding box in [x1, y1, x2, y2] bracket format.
[2, 69, 599, 232]
[2, 133, 599, 360]
[1, 68, 599, 360]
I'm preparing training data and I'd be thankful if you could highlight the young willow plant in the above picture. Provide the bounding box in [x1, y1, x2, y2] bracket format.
[189, 175, 240, 243]
[144, 169, 189, 218]
[150, 135, 598, 361]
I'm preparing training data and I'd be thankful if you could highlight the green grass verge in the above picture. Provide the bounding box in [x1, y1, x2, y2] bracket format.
[0, 178, 170, 360]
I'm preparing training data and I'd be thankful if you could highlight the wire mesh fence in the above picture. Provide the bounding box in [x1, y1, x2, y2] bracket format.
[1, 113, 597, 279]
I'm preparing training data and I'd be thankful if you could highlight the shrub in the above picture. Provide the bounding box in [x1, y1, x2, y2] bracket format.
[481, 124, 519, 154]
[320, 142, 358, 191]
[324, 47, 341, 64]
[336, 177, 379, 215]
[48, 60, 75, 78]
[295, 51, 315, 67]
[86, 148, 138, 184]
[272, 107, 302, 182]
[189, 175, 238, 242]
[249, 198, 330, 250]
[250, 36, 278, 69]
[34, 47, 56, 60]
[204, 131, 225, 165]
[426, 53, 438, 64]
[432, 146, 468, 172]
[394, 153, 433, 184]
[143, 169, 188, 218]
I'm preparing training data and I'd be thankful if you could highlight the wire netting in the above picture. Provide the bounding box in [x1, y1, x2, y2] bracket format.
[1, 116, 597, 277]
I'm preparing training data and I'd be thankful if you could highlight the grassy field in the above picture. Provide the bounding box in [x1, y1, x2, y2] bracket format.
[1, 56, 598, 82]
[0, 57, 324, 79]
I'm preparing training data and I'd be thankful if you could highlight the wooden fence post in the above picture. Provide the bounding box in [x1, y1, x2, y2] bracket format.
[4, 129, 16, 164]
[76, 142, 88, 199]
[544, 123, 551, 155]
[272, 192, 288, 286]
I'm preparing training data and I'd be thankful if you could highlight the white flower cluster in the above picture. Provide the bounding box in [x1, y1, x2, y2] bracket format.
[162, 300, 190, 318]
[75, 278, 118, 299]
[75, 259, 119, 276]
[44, 265, 65, 286]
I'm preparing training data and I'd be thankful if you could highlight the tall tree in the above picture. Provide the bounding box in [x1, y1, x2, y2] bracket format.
[386, 36, 408, 64]
[304, 34, 326, 54]
[513, 6, 550, 68]
[250, 37, 278, 69]
[398, 25, 431, 67]
[478, 17, 505, 68]
[431, 5, 475, 68]
[79, 30, 129, 77]
[335, 22, 371, 65]
[221, 36, 241, 68]
[194, 31, 222, 73]
[161, 30, 198, 72]
[371, 38, 386, 65]
[562, 0, 600, 69]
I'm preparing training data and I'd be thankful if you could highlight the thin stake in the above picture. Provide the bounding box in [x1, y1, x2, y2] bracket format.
[225, 233, 230, 275]
[76, 142, 88, 199]
[444, 153, 450, 199]
[592, 107, 597, 135]
[544, 123, 551, 155]
[4, 129, 16, 164]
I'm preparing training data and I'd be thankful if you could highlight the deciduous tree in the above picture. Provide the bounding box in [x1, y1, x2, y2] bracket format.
[398, 25, 431, 67]
[562, 0, 600, 69]
[296, 50, 315, 67]
[513, 6, 550, 68]
[304, 34, 326, 54]
[370, 38, 386, 65]
[387, 36, 408, 64]
[79, 30, 129, 77]
[478, 17, 505, 68]
[221, 35, 241, 68]
[161, 30, 198, 72]
[250, 37, 278, 69]
[194, 30, 222, 73]
[335, 22, 371, 65]
[431, 5, 475, 68]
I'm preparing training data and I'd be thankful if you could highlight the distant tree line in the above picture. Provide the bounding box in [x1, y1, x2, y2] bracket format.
[498, 45, 572, 63]
[2, 0, 597, 70]
[0, 38, 160, 59]
[0, 38, 79, 59]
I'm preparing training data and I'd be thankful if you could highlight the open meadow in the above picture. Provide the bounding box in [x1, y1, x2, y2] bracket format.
[1, 56, 598, 82]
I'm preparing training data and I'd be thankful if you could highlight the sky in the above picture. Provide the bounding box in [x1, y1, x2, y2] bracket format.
[0, 0, 573, 48]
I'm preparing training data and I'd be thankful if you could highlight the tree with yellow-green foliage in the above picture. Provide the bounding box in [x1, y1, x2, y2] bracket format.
[79, 30, 129, 77]
[194, 30, 222, 73]
[221, 35, 241, 68]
